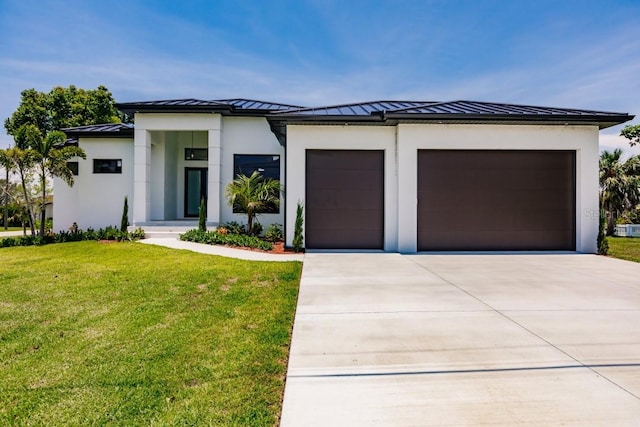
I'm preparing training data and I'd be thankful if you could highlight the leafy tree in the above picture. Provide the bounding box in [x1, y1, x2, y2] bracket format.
[5, 85, 124, 145]
[621, 125, 640, 146]
[599, 149, 640, 235]
[225, 171, 281, 235]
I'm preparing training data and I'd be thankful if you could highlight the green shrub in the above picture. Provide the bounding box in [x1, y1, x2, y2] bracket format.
[0, 225, 145, 249]
[250, 221, 263, 236]
[198, 197, 207, 232]
[120, 196, 129, 233]
[598, 209, 609, 255]
[180, 229, 273, 251]
[222, 221, 245, 235]
[265, 223, 283, 242]
[293, 201, 304, 252]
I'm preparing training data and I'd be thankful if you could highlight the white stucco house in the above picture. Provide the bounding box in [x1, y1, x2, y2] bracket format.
[53, 98, 633, 253]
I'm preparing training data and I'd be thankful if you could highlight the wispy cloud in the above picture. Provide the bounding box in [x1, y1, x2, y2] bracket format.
[1, 0, 639, 154]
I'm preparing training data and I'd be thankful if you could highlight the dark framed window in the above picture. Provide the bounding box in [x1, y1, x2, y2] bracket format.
[93, 159, 122, 174]
[234, 154, 280, 180]
[233, 154, 280, 214]
[185, 148, 208, 161]
[67, 161, 79, 176]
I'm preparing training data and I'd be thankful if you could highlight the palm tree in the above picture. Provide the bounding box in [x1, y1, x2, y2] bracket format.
[599, 149, 640, 235]
[225, 171, 281, 235]
[1, 146, 37, 235]
[0, 149, 12, 230]
[30, 128, 86, 237]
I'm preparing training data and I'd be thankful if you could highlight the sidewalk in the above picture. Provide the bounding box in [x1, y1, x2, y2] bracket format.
[140, 237, 304, 262]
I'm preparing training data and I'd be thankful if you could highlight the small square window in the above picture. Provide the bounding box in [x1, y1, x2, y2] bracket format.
[185, 148, 208, 161]
[67, 161, 79, 176]
[93, 159, 122, 174]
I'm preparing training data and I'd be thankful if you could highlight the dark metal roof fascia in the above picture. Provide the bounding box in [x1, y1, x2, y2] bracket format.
[62, 129, 134, 138]
[382, 112, 635, 129]
[116, 103, 235, 115]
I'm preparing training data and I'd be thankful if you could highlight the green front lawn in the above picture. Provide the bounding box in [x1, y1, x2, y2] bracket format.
[0, 242, 302, 426]
[608, 237, 640, 263]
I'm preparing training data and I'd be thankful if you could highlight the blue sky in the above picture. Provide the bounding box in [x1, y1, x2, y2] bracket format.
[1, 0, 639, 154]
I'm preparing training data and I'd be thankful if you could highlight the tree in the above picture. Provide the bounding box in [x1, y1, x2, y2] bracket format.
[1, 146, 37, 235]
[5, 85, 124, 143]
[0, 150, 12, 229]
[120, 196, 129, 233]
[29, 127, 86, 237]
[599, 149, 640, 235]
[621, 125, 640, 146]
[225, 171, 281, 235]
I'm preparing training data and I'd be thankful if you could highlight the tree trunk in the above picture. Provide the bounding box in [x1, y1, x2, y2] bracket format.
[3, 168, 8, 230]
[40, 170, 46, 237]
[18, 168, 35, 236]
[247, 211, 254, 235]
[605, 205, 616, 236]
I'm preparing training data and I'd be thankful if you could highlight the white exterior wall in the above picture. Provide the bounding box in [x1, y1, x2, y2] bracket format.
[396, 124, 599, 253]
[286, 125, 398, 251]
[53, 137, 134, 231]
[219, 117, 285, 230]
[286, 123, 599, 254]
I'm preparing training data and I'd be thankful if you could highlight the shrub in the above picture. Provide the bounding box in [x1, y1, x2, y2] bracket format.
[120, 196, 129, 233]
[180, 229, 273, 251]
[293, 201, 304, 252]
[222, 221, 245, 235]
[265, 223, 283, 242]
[250, 221, 263, 237]
[198, 197, 207, 232]
[0, 225, 145, 249]
[598, 208, 609, 255]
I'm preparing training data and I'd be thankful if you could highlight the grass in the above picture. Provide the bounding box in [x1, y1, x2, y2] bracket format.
[0, 241, 302, 426]
[608, 237, 640, 263]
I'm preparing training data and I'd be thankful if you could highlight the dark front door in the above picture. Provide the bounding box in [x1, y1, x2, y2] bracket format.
[417, 150, 576, 251]
[305, 150, 384, 249]
[185, 168, 207, 217]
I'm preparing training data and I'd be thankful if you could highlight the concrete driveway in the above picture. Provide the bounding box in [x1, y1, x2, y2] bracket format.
[280, 253, 640, 426]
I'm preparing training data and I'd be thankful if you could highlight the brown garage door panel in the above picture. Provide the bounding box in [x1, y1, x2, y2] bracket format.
[418, 150, 576, 251]
[306, 150, 384, 250]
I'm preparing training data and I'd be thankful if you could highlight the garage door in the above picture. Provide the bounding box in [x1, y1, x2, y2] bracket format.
[418, 150, 576, 251]
[306, 150, 384, 249]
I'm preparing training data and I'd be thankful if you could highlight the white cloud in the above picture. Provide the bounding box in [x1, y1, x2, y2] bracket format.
[600, 133, 640, 158]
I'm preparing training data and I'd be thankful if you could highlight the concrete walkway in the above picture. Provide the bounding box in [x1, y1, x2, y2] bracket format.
[280, 253, 640, 426]
[0, 230, 26, 237]
[140, 237, 304, 262]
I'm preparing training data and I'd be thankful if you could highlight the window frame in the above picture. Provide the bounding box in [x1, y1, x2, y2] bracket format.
[67, 161, 79, 176]
[93, 159, 122, 174]
[185, 148, 208, 161]
[232, 154, 281, 214]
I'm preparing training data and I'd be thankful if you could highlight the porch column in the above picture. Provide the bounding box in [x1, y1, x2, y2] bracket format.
[207, 127, 222, 225]
[133, 128, 151, 224]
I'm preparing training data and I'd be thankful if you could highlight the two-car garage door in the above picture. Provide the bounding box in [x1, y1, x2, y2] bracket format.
[304, 149, 576, 251]
[417, 150, 576, 251]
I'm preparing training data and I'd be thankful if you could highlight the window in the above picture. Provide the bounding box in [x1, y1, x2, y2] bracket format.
[93, 159, 122, 174]
[185, 148, 208, 161]
[67, 161, 79, 176]
[233, 154, 281, 214]
[233, 154, 280, 181]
